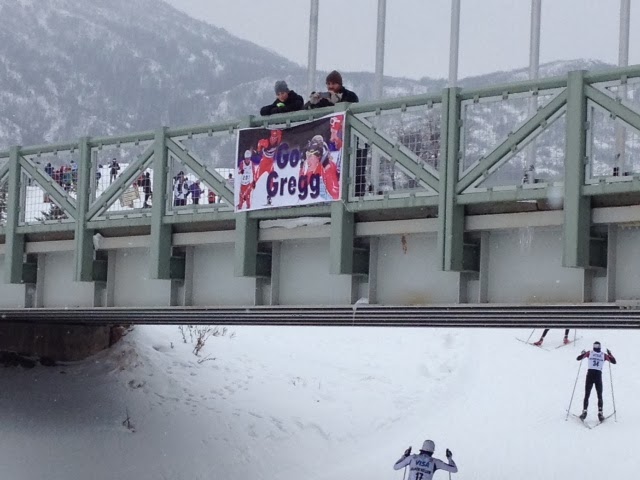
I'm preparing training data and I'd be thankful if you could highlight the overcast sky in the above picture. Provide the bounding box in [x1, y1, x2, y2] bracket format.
[166, 0, 639, 80]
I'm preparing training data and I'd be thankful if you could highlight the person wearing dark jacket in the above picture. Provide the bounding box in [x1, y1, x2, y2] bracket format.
[260, 81, 304, 116]
[305, 70, 359, 109]
[141, 172, 152, 207]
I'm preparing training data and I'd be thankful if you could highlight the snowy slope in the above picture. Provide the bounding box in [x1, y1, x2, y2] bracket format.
[0, 325, 638, 480]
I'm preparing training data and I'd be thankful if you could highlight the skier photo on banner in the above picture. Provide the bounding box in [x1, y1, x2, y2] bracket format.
[576, 341, 617, 422]
[237, 149, 256, 211]
[234, 113, 345, 212]
[300, 134, 340, 201]
[255, 129, 282, 206]
[393, 440, 458, 480]
[328, 114, 344, 175]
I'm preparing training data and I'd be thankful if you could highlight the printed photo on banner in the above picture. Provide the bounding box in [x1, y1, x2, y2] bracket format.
[234, 113, 345, 212]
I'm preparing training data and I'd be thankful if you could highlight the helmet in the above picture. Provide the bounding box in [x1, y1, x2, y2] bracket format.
[270, 129, 282, 144]
[421, 440, 435, 454]
[244, 150, 252, 159]
[305, 136, 325, 157]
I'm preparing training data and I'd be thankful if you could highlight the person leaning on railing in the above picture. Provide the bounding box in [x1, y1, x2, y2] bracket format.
[260, 80, 304, 116]
[305, 70, 359, 109]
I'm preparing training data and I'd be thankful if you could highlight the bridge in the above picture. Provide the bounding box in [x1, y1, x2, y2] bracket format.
[2, 66, 640, 330]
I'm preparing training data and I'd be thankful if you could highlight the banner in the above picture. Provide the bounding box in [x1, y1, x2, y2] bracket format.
[234, 113, 345, 212]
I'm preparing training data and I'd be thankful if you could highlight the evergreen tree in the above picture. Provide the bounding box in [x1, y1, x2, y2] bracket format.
[35, 203, 67, 223]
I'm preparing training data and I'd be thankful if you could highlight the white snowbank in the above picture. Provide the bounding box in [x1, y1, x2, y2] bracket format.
[0, 325, 638, 479]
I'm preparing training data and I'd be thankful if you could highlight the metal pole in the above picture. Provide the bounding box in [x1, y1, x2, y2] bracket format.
[619, 0, 630, 67]
[615, 0, 630, 176]
[307, 0, 319, 95]
[526, 0, 541, 184]
[448, 0, 461, 87]
[371, 0, 387, 194]
[374, 0, 387, 100]
[529, 0, 541, 82]
[565, 359, 583, 421]
[608, 361, 617, 421]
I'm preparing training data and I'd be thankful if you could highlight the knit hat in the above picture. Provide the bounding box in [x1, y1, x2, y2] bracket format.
[326, 70, 343, 86]
[274, 80, 289, 94]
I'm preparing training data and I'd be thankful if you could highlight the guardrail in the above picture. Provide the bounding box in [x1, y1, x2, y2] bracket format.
[1, 304, 640, 327]
[3, 65, 640, 282]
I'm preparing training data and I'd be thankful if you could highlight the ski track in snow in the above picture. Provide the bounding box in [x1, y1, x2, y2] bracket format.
[0, 326, 638, 479]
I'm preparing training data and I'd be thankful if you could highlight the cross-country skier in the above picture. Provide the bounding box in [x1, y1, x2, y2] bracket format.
[533, 328, 571, 346]
[576, 341, 617, 422]
[255, 129, 282, 205]
[237, 150, 256, 210]
[393, 440, 458, 480]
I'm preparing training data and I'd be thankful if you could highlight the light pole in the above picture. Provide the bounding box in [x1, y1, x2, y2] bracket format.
[374, 0, 387, 100]
[307, 0, 319, 95]
[448, 0, 461, 87]
[615, 0, 630, 176]
[525, 0, 541, 184]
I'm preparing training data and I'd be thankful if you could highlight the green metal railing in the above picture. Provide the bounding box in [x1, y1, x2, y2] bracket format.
[2, 65, 640, 284]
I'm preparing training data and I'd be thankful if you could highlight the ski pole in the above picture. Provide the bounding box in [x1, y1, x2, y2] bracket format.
[402, 466, 407, 480]
[565, 358, 583, 420]
[525, 328, 536, 344]
[609, 361, 617, 422]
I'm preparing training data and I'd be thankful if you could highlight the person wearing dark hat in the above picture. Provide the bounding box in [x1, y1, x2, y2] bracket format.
[306, 70, 359, 109]
[576, 341, 617, 422]
[259, 80, 304, 116]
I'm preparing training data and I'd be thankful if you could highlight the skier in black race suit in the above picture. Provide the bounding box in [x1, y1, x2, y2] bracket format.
[576, 341, 617, 422]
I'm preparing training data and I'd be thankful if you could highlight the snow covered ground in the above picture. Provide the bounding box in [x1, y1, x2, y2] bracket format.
[1, 325, 638, 480]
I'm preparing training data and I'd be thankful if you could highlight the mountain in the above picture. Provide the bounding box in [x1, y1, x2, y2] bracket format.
[0, 0, 609, 144]
[0, 0, 618, 187]
[0, 0, 298, 147]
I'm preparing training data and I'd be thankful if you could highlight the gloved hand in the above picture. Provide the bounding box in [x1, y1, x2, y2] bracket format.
[309, 92, 321, 105]
[329, 91, 342, 104]
[446, 448, 453, 459]
[403, 447, 412, 457]
[607, 349, 612, 355]
[257, 139, 269, 152]
[581, 350, 586, 355]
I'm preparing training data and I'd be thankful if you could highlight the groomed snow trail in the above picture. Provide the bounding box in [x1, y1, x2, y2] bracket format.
[0, 325, 638, 479]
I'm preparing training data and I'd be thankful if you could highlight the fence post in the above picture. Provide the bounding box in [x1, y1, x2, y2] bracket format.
[4, 146, 25, 284]
[563, 70, 590, 268]
[438, 87, 465, 271]
[149, 127, 171, 280]
[74, 137, 95, 281]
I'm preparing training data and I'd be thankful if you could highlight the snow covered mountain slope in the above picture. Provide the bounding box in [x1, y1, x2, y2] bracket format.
[1, 325, 637, 479]
[0, 0, 613, 152]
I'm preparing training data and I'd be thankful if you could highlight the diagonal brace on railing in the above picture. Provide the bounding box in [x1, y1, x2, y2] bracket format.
[349, 115, 440, 192]
[20, 156, 78, 219]
[166, 138, 234, 204]
[86, 142, 155, 220]
[585, 85, 640, 133]
[456, 90, 568, 194]
[0, 162, 8, 183]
